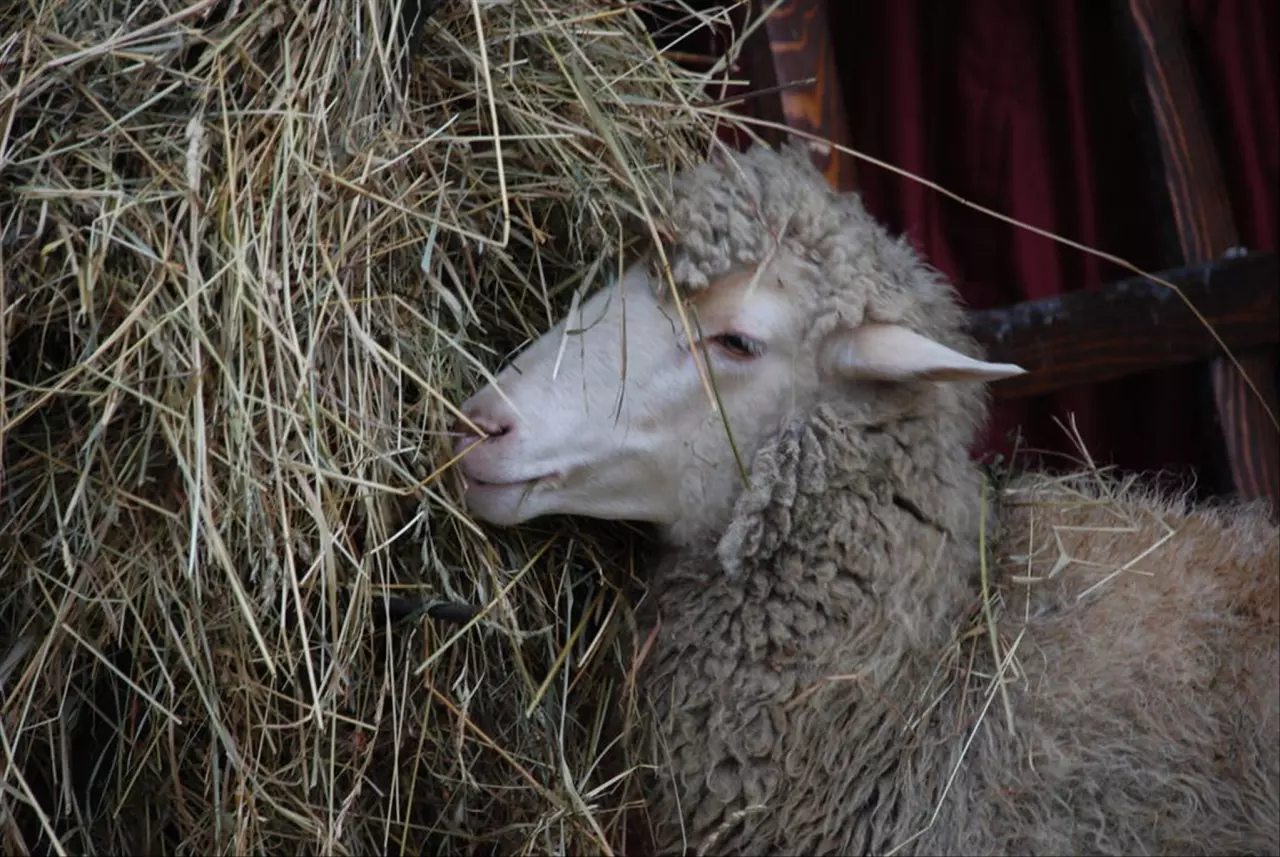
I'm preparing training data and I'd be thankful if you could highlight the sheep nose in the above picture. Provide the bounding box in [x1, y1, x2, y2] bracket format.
[453, 409, 512, 457]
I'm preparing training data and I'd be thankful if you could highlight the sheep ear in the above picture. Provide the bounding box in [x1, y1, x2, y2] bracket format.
[825, 323, 1027, 382]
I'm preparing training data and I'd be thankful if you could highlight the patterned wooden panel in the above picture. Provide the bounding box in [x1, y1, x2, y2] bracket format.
[745, 0, 857, 191]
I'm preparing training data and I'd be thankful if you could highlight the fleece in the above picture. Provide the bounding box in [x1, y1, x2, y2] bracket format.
[637, 143, 1280, 856]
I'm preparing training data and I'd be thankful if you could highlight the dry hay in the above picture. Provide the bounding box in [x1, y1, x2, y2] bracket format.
[0, 1, 756, 854]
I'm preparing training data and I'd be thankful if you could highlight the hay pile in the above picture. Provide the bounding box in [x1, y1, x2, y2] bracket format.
[0, 2, 753, 853]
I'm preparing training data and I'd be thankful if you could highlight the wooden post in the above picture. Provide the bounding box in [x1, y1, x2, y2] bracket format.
[1121, 0, 1280, 511]
[740, 0, 857, 191]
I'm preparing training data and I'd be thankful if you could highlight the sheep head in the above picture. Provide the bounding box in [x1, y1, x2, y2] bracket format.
[452, 144, 1024, 544]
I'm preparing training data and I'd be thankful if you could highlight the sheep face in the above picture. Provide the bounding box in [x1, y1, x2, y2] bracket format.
[453, 259, 813, 534]
[453, 254, 1024, 542]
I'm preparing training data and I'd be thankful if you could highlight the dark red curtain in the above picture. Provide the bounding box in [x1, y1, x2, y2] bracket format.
[825, 0, 1278, 492]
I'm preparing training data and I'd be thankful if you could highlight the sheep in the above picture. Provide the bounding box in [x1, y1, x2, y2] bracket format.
[450, 142, 1280, 856]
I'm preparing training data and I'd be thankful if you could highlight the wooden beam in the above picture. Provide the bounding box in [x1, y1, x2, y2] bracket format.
[967, 252, 1280, 401]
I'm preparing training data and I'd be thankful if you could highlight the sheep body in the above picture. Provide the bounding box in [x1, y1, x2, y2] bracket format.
[644, 431, 1279, 854]
[636, 144, 1280, 855]
[452, 143, 1280, 855]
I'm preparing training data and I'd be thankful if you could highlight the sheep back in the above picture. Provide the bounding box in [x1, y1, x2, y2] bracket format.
[642, 433, 1280, 855]
[972, 472, 1279, 856]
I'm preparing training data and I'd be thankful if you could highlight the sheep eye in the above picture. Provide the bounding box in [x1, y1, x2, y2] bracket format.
[709, 332, 765, 359]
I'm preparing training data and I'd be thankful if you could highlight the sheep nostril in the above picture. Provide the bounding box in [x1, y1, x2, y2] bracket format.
[454, 413, 512, 451]
[482, 418, 511, 438]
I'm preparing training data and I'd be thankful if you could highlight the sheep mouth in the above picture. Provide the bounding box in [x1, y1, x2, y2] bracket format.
[466, 472, 559, 490]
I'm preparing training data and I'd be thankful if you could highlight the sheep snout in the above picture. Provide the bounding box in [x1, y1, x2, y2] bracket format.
[453, 409, 511, 453]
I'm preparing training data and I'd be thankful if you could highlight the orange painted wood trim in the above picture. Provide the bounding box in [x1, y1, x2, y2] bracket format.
[750, 0, 857, 191]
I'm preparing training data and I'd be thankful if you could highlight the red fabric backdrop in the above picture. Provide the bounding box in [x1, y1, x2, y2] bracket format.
[826, 0, 1278, 492]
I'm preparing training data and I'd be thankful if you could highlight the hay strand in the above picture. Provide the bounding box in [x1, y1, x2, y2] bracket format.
[0, 1, 754, 853]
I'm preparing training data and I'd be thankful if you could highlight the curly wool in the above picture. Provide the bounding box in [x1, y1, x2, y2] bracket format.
[665, 142, 974, 362]
[639, 144, 1280, 855]
[657, 142, 991, 563]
